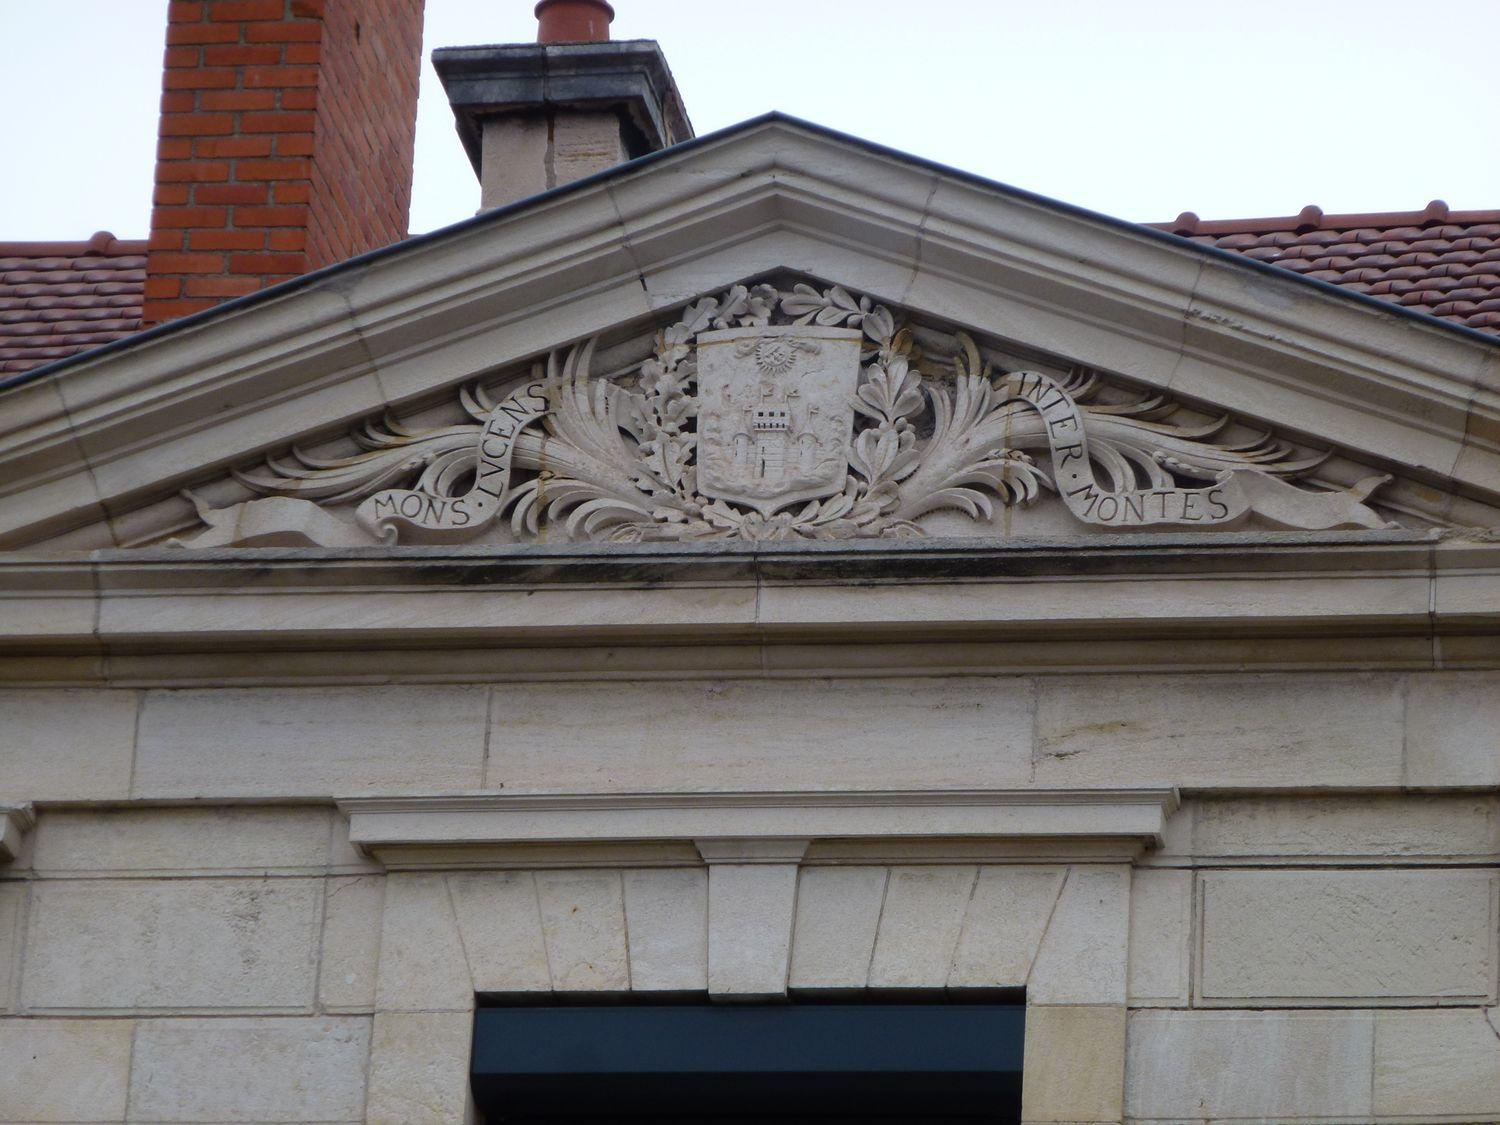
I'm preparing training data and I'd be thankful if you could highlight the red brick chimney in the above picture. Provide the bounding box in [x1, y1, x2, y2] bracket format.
[144, 0, 425, 327]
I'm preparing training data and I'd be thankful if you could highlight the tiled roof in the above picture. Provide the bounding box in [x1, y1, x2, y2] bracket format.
[3, 201, 1498, 383]
[1150, 201, 1500, 336]
[0, 231, 147, 376]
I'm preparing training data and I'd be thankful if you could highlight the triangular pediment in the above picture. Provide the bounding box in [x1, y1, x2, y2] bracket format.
[2, 116, 1497, 552]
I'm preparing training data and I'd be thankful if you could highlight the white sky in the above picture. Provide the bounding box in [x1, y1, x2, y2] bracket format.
[3, 0, 1498, 241]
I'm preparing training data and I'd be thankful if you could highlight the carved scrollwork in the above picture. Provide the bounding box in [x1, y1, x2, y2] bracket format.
[192, 279, 1392, 548]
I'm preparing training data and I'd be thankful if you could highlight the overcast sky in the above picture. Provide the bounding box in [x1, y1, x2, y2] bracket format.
[3, 0, 1498, 241]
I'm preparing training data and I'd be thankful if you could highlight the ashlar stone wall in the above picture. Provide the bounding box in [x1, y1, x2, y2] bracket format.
[0, 805, 1137, 1123]
[4, 670, 1497, 803]
[0, 806, 380, 1122]
[2, 669, 1498, 1123]
[1127, 794, 1500, 1123]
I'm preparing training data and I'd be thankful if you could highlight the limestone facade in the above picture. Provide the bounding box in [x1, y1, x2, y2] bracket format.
[2, 119, 1498, 1123]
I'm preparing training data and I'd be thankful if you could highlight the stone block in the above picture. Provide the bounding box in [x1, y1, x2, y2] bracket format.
[1034, 672, 1404, 788]
[133, 685, 488, 798]
[489, 677, 1032, 792]
[0, 883, 23, 1013]
[1155, 796, 1194, 856]
[1125, 1009, 1374, 1120]
[0, 1017, 133, 1122]
[450, 870, 551, 994]
[366, 1010, 475, 1125]
[22, 877, 320, 1012]
[708, 863, 798, 997]
[126, 1016, 370, 1122]
[1188, 793, 1500, 860]
[1407, 671, 1500, 787]
[868, 866, 974, 988]
[0, 688, 136, 802]
[375, 872, 472, 1011]
[480, 115, 549, 208]
[329, 810, 384, 871]
[536, 870, 630, 991]
[1027, 866, 1129, 1005]
[789, 866, 886, 990]
[1373, 1007, 1500, 1117]
[319, 874, 385, 1012]
[1199, 869, 1497, 1003]
[552, 111, 628, 187]
[1127, 868, 1191, 1006]
[1021, 1005, 1125, 1124]
[0, 804, 28, 868]
[32, 805, 334, 874]
[623, 867, 707, 992]
[949, 866, 1066, 989]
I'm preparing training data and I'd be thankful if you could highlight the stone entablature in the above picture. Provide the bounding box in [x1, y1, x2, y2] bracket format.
[1, 533, 1495, 688]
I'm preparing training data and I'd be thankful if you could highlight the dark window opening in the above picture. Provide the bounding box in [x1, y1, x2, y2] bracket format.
[470, 996, 1025, 1123]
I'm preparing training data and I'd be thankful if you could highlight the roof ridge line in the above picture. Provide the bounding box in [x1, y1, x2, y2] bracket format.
[0, 231, 148, 257]
[1151, 202, 1500, 237]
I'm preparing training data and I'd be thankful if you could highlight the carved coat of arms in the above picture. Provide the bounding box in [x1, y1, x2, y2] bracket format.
[695, 325, 861, 515]
[189, 279, 1395, 548]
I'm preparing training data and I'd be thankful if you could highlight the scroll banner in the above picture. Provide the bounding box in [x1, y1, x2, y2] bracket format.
[1001, 370, 1391, 530]
[173, 493, 380, 549]
[355, 381, 549, 542]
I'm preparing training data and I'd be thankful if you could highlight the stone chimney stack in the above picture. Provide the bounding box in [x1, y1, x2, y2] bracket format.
[433, 1, 692, 212]
[143, 0, 426, 327]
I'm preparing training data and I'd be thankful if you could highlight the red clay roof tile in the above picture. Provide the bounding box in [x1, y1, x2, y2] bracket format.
[0, 231, 146, 376]
[5, 199, 1500, 383]
[1152, 202, 1500, 335]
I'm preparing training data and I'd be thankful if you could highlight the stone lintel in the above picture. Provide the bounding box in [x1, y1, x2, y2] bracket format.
[338, 788, 1178, 869]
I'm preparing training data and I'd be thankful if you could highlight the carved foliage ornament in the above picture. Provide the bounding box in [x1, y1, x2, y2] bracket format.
[187, 281, 1394, 547]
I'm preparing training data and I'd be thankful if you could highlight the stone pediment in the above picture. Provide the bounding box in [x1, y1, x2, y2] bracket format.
[167, 275, 1426, 549]
[1, 116, 1498, 551]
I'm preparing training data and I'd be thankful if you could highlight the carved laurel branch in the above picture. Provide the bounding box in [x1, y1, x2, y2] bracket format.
[236, 281, 1324, 543]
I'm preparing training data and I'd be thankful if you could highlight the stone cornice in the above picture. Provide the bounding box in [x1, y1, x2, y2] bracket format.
[0, 533, 1495, 679]
[337, 787, 1179, 868]
[0, 120, 1495, 548]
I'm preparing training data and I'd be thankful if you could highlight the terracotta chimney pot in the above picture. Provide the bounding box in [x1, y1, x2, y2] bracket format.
[535, 0, 614, 42]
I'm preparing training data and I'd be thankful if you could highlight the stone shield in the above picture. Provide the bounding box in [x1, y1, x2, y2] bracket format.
[694, 325, 863, 516]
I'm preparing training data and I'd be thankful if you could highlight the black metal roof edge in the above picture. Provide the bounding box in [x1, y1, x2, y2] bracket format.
[4, 111, 1495, 397]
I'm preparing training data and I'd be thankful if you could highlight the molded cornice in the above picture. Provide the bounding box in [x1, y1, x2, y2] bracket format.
[1, 533, 1495, 682]
[337, 787, 1180, 868]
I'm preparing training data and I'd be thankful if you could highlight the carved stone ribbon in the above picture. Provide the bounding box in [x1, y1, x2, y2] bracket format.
[355, 380, 549, 543]
[1002, 370, 1392, 530]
